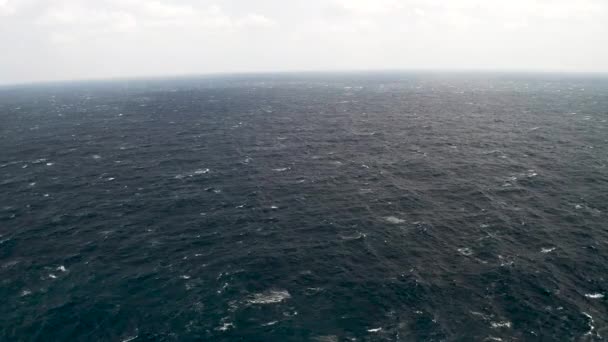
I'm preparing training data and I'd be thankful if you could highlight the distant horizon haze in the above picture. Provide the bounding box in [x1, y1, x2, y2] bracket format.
[1, 0, 607, 84]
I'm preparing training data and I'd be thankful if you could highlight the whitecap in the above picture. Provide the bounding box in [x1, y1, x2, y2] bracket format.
[92, 155, 102, 160]
[541, 247, 556, 253]
[582, 312, 598, 337]
[57, 265, 67, 272]
[527, 170, 538, 177]
[48, 274, 57, 279]
[262, 321, 278, 326]
[46, 162, 54, 166]
[498, 255, 514, 267]
[248, 289, 291, 304]
[458, 248, 473, 256]
[272, 167, 290, 172]
[367, 328, 382, 333]
[270, 205, 279, 210]
[340, 232, 366, 240]
[194, 169, 210, 175]
[216, 322, 234, 331]
[20, 289, 32, 297]
[217, 282, 229, 294]
[121, 335, 138, 342]
[385, 216, 405, 224]
[585, 293, 604, 299]
[180, 275, 191, 280]
[491, 321, 512, 329]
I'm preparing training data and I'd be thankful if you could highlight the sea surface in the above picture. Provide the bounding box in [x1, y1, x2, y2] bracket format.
[1, 72, 608, 341]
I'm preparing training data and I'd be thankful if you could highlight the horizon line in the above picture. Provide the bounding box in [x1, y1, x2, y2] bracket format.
[3, 68, 608, 88]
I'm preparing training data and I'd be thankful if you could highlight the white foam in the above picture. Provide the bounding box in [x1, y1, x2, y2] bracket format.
[248, 289, 291, 304]
[385, 216, 405, 224]
[194, 169, 210, 175]
[216, 322, 234, 331]
[367, 328, 382, 333]
[340, 232, 366, 240]
[491, 321, 512, 329]
[272, 167, 290, 172]
[48, 274, 57, 279]
[582, 312, 598, 337]
[541, 247, 556, 253]
[270, 205, 279, 210]
[574, 204, 583, 210]
[527, 170, 538, 177]
[458, 248, 473, 256]
[585, 293, 604, 299]
[121, 335, 138, 342]
[57, 265, 67, 272]
[217, 282, 229, 294]
[20, 289, 32, 297]
[180, 275, 191, 280]
[470, 311, 489, 319]
[498, 255, 514, 267]
[262, 321, 278, 326]
[46, 162, 54, 166]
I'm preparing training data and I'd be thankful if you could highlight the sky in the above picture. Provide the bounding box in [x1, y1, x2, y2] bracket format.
[1, 0, 607, 84]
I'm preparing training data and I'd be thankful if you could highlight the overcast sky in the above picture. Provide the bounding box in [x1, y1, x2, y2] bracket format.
[1, 0, 607, 84]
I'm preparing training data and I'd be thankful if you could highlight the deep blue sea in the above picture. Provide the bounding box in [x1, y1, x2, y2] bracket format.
[1, 73, 608, 341]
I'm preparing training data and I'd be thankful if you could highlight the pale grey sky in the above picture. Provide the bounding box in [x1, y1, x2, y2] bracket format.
[1, 0, 607, 84]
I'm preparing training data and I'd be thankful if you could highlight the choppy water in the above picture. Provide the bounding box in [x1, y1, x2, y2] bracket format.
[1, 73, 608, 341]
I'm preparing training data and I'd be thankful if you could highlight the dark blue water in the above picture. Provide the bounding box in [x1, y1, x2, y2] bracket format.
[1, 73, 608, 341]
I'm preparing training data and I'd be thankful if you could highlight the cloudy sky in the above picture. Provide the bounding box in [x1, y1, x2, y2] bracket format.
[1, 0, 607, 84]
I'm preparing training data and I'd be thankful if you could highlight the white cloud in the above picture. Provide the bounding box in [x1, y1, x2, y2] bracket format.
[1, 0, 607, 84]
[333, 0, 403, 15]
[0, 0, 17, 16]
[237, 13, 276, 28]
[35, 1, 277, 44]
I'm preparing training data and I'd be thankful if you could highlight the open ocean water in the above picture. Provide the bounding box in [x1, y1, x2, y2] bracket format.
[1, 72, 608, 341]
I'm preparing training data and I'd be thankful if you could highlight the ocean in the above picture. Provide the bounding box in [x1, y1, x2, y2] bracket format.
[1, 72, 607, 341]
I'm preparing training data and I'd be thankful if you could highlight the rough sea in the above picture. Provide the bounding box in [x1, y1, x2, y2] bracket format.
[1, 73, 608, 341]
